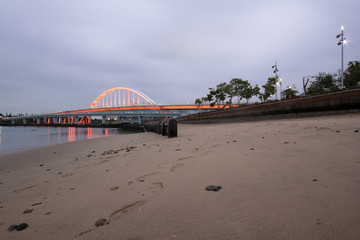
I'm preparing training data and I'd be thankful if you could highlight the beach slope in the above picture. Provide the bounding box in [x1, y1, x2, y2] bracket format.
[1, 114, 360, 240]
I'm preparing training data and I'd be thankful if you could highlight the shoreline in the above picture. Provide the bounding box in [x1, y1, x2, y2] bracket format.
[0, 126, 142, 156]
[1, 114, 360, 239]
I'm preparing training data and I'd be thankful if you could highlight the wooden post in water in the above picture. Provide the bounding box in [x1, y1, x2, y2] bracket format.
[167, 119, 177, 138]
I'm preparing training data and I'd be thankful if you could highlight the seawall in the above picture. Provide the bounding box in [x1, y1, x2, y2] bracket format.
[177, 89, 360, 123]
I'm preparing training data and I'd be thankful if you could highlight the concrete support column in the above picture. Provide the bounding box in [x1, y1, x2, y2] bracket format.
[44, 117, 47, 124]
[102, 116, 106, 125]
[37, 118, 41, 125]
[11, 120, 15, 125]
[53, 117, 57, 124]
[22, 119, 26, 125]
[74, 116, 79, 125]
[138, 116, 142, 124]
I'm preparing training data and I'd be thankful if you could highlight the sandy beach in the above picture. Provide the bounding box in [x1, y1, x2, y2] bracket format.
[1, 114, 360, 240]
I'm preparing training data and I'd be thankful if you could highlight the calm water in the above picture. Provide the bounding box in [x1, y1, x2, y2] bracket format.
[0, 126, 140, 155]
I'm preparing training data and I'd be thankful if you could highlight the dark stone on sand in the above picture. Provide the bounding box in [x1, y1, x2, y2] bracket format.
[205, 185, 222, 191]
[8, 224, 17, 231]
[355, 130, 359, 132]
[95, 218, 108, 227]
[250, 148, 255, 150]
[39, 164, 44, 167]
[312, 179, 318, 182]
[16, 223, 28, 231]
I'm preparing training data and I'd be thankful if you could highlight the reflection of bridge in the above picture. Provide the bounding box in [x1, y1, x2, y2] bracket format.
[5, 87, 218, 125]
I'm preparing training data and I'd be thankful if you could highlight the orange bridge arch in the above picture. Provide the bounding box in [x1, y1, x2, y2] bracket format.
[90, 87, 156, 108]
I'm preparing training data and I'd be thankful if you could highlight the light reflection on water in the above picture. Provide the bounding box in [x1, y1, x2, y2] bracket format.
[0, 126, 137, 155]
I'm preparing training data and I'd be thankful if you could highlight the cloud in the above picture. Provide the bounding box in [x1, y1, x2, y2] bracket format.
[0, 0, 359, 113]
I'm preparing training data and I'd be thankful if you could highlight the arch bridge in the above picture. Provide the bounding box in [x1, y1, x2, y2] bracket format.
[89, 87, 156, 108]
[4, 87, 222, 125]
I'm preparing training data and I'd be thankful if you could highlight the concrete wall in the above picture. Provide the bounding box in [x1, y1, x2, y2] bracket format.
[177, 89, 360, 123]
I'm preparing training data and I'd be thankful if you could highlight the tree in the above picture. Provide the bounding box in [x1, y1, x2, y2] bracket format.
[302, 75, 314, 96]
[206, 82, 230, 108]
[260, 77, 277, 102]
[344, 61, 360, 89]
[229, 78, 251, 104]
[252, 84, 261, 101]
[281, 86, 298, 99]
[306, 72, 339, 96]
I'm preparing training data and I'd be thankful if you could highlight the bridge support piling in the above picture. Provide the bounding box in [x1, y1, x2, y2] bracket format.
[37, 118, 41, 125]
[53, 117, 57, 124]
[74, 116, 79, 125]
[22, 119, 27, 125]
[138, 116, 142, 124]
[102, 116, 106, 125]
[11, 120, 15, 125]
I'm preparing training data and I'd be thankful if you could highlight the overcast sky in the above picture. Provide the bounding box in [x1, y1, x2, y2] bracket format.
[1, 0, 359, 114]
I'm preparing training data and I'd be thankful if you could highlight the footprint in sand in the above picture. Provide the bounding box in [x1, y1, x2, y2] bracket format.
[171, 163, 184, 172]
[62, 172, 73, 177]
[109, 201, 146, 221]
[176, 156, 194, 161]
[12, 185, 36, 193]
[76, 201, 147, 237]
[128, 172, 160, 185]
[148, 182, 163, 193]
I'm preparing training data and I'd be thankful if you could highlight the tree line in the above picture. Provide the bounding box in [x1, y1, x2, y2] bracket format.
[195, 60, 360, 107]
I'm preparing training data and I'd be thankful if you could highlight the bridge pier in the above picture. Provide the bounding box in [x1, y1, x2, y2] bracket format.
[37, 118, 41, 125]
[74, 116, 79, 125]
[102, 116, 106, 125]
[11, 120, 15, 125]
[138, 116, 142, 124]
[23, 119, 26, 125]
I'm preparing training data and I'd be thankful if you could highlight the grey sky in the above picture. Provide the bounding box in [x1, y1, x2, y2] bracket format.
[1, 0, 359, 114]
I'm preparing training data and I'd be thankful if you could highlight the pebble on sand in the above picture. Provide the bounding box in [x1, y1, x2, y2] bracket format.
[205, 185, 222, 191]
[16, 223, 28, 231]
[22, 208, 33, 214]
[95, 218, 108, 227]
[8, 223, 29, 231]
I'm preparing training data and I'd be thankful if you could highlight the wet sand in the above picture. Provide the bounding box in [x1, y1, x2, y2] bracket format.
[1, 114, 360, 240]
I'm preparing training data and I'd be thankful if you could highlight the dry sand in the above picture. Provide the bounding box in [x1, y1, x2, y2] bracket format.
[0, 114, 360, 240]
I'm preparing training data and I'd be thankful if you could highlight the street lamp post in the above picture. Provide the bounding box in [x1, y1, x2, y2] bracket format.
[336, 26, 347, 89]
[272, 62, 279, 100]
